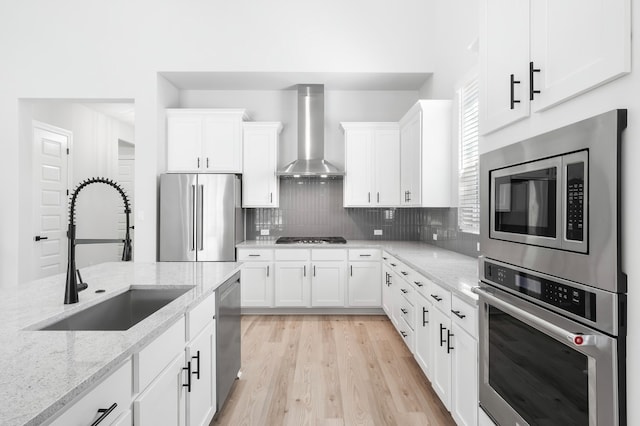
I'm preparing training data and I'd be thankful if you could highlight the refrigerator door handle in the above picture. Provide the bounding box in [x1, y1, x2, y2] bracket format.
[190, 184, 196, 251]
[197, 184, 204, 251]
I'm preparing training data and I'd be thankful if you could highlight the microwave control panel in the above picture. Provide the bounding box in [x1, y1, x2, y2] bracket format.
[566, 161, 585, 242]
[484, 261, 596, 321]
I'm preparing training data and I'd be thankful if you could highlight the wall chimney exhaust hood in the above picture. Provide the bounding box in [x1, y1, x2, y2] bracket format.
[277, 84, 344, 177]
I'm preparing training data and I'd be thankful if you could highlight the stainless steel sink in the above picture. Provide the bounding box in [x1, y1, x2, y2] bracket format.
[38, 287, 192, 331]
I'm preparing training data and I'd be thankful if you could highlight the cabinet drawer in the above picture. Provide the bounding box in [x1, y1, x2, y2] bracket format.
[187, 291, 216, 341]
[348, 249, 381, 261]
[408, 271, 433, 296]
[400, 301, 415, 331]
[398, 281, 414, 306]
[428, 281, 452, 315]
[134, 317, 185, 393]
[49, 359, 132, 426]
[398, 320, 415, 353]
[451, 295, 478, 339]
[311, 249, 347, 261]
[237, 249, 274, 261]
[275, 249, 310, 261]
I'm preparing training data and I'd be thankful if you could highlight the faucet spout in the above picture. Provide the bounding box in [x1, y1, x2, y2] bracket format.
[64, 177, 133, 304]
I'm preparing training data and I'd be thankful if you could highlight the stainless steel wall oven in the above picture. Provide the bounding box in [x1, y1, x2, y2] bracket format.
[477, 110, 627, 426]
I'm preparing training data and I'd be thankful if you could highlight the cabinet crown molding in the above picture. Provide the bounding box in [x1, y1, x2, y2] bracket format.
[339, 122, 399, 132]
[166, 108, 251, 121]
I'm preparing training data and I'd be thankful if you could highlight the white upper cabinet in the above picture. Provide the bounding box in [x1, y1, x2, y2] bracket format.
[480, 0, 530, 134]
[242, 122, 282, 208]
[530, 0, 631, 112]
[167, 109, 248, 173]
[480, 0, 630, 134]
[398, 101, 452, 207]
[342, 122, 400, 207]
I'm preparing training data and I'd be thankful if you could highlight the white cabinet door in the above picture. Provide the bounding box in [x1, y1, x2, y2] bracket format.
[451, 322, 478, 426]
[167, 115, 203, 172]
[202, 115, 242, 172]
[479, 0, 530, 134]
[274, 261, 311, 307]
[134, 353, 186, 426]
[242, 123, 280, 207]
[381, 265, 393, 316]
[431, 307, 452, 410]
[240, 263, 273, 307]
[530, 0, 630, 112]
[414, 293, 433, 381]
[311, 262, 347, 307]
[347, 261, 381, 307]
[373, 129, 400, 206]
[344, 129, 373, 206]
[186, 324, 215, 426]
[400, 109, 421, 206]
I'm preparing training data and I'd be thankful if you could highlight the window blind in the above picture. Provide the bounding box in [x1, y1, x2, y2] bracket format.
[458, 78, 480, 234]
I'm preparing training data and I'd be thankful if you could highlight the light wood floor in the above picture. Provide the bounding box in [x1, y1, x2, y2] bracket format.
[211, 315, 455, 426]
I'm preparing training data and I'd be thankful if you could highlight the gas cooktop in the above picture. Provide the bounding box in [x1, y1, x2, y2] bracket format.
[275, 236, 347, 244]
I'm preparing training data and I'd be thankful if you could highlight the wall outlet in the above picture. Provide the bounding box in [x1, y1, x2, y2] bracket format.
[260, 229, 270, 236]
[374, 229, 383, 236]
[433, 233, 438, 241]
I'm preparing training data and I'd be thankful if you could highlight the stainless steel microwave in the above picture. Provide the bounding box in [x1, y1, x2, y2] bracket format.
[480, 110, 627, 294]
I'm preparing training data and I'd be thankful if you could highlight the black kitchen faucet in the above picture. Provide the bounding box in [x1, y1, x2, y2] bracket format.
[64, 177, 133, 304]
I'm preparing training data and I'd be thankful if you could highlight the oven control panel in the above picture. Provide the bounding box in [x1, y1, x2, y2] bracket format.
[484, 261, 596, 321]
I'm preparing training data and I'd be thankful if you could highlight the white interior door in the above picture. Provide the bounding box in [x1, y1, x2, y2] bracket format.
[32, 122, 71, 279]
[117, 156, 134, 259]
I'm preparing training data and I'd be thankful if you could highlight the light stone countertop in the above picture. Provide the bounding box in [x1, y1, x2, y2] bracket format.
[237, 240, 480, 304]
[0, 261, 240, 426]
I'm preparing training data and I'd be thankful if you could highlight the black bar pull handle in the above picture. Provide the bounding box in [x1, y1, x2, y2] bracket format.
[414, 281, 423, 287]
[530, 61, 541, 100]
[377, 192, 380, 203]
[248, 254, 261, 257]
[313, 265, 316, 277]
[401, 308, 408, 314]
[206, 157, 210, 168]
[34, 235, 48, 241]
[451, 310, 466, 319]
[390, 263, 396, 267]
[359, 254, 371, 257]
[400, 331, 408, 338]
[183, 361, 192, 392]
[303, 265, 306, 277]
[197, 157, 200, 168]
[439, 324, 446, 346]
[350, 265, 353, 276]
[447, 330, 454, 354]
[91, 402, 118, 426]
[192, 350, 200, 380]
[430, 294, 443, 302]
[266, 265, 269, 277]
[270, 192, 273, 203]
[510, 74, 521, 110]
[401, 288, 408, 294]
[422, 307, 428, 326]
[401, 271, 408, 276]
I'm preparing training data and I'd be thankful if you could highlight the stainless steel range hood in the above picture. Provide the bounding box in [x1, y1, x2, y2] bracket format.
[277, 84, 344, 177]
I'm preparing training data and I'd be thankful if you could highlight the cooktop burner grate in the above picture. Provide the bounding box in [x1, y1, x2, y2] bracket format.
[275, 236, 347, 244]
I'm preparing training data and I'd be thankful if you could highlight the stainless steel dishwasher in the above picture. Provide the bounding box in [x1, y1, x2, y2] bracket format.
[215, 271, 241, 411]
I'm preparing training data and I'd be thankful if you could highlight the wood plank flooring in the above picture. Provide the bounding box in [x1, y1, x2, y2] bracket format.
[211, 315, 455, 426]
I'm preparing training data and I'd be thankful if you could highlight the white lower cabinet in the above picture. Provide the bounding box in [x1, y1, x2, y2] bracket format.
[48, 358, 132, 426]
[240, 262, 274, 307]
[311, 261, 347, 307]
[134, 353, 187, 426]
[431, 305, 453, 410]
[347, 261, 381, 307]
[451, 322, 478, 426]
[414, 292, 433, 381]
[186, 322, 216, 426]
[275, 261, 311, 307]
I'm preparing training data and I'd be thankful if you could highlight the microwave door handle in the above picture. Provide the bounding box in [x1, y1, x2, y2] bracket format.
[472, 287, 597, 347]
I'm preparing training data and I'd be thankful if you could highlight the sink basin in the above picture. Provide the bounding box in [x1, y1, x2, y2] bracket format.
[38, 287, 193, 331]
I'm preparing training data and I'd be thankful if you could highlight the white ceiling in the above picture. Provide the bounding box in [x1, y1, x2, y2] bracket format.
[160, 72, 432, 91]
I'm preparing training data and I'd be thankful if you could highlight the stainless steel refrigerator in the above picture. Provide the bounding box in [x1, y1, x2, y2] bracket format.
[159, 174, 243, 261]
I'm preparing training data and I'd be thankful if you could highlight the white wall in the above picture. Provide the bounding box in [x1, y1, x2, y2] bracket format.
[180, 89, 419, 169]
[0, 0, 435, 288]
[18, 102, 135, 281]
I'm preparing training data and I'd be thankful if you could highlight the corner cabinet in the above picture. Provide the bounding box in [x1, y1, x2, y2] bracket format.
[480, 0, 631, 134]
[399, 101, 452, 207]
[341, 122, 400, 207]
[242, 122, 282, 208]
[167, 109, 249, 173]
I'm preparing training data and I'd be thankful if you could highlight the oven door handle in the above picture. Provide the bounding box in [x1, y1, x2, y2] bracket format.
[472, 286, 597, 347]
